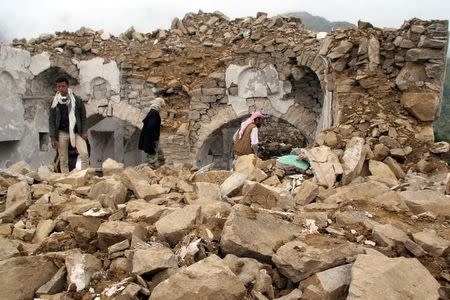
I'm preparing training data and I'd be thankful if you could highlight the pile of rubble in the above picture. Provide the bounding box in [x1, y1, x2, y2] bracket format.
[0, 144, 449, 299]
[1, 9, 449, 299]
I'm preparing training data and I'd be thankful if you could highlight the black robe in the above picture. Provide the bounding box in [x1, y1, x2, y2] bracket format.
[138, 109, 161, 155]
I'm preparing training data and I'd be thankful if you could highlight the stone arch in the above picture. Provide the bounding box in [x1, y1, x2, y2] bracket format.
[191, 52, 335, 168]
[193, 105, 315, 168]
[26, 66, 78, 97]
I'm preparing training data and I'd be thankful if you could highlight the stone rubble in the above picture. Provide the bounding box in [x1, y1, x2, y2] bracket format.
[0, 149, 448, 299]
[0, 10, 449, 300]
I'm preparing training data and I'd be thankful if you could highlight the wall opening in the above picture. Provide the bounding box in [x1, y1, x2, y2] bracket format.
[197, 115, 308, 170]
[26, 67, 78, 99]
[39, 132, 49, 151]
[87, 115, 144, 168]
[90, 131, 115, 167]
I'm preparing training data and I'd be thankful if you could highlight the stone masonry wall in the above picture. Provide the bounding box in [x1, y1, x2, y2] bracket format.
[0, 12, 448, 169]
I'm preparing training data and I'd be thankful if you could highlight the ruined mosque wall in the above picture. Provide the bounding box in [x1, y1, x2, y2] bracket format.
[0, 11, 447, 169]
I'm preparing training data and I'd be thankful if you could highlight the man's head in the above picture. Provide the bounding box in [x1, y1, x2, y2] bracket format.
[251, 111, 264, 128]
[56, 77, 69, 96]
[254, 116, 263, 128]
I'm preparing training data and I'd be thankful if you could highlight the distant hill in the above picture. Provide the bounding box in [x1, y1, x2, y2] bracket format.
[282, 11, 355, 32]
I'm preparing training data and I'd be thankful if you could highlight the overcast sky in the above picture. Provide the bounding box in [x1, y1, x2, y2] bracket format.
[1, 0, 449, 41]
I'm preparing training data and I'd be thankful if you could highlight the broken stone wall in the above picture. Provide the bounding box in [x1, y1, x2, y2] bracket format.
[1, 13, 448, 169]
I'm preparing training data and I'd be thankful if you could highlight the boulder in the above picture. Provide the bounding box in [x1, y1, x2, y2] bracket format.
[342, 137, 367, 184]
[383, 157, 406, 179]
[294, 180, 319, 206]
[0, 236, 20, 260]
[122, 167, 167, 199]
[192, 170, 232, 185]
[373, 143, 390, 161]
[234, 154, 268, 182]
[194, 182, 222, 203]
[369, 160, 397, 181]
[399, 190, 450, 217]
[300, 264, 352, 300]
[412, 229, 450, 256]
[242, 182, 294, 209]
[372, 223, 410, 248]
[347, 254, 440, 299]
[8, 161, 32, 175]
[272, 240, 362, 282]
[102, 158, 124, 176]
[221, 204, 301, 262]
[65, 250, 102, 291]
[89, 178, 127, 204]
[54, 169, 89, 188]
[223, 254, 267, 286]
[6, 180, 30, 207]
[220, 172, 247, 197]
[132, 244, 178, 275]
[32, 219, 55, 244]
[429, 141, 449, 154]
[36, 266, 67, 296]
[150, 255, 246, 300]
[155, 205, 203, 245]
[401, 92, 440, 121]
[97, 221, 146, 249]
[395, 62, 426, 91]
[324, 181, 390, 204]
[0, 256, 58, 300]
[405, 48, 443, 61]
[300, 146, 343, 188]
[126, 203, 169, 223]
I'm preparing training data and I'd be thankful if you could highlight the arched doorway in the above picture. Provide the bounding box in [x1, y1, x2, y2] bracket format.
[196, 114, 308, 169]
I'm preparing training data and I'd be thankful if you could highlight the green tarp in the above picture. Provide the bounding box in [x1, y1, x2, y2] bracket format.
[276, 154, 310, 171]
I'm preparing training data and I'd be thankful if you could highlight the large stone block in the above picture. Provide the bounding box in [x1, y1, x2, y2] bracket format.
[121, 167, 167, 200]
[65, 250, 102, 291]
[395, 62, 427, 91]
[342, 137, 367, 184]
[150, 255, 246, 300]
[132, 244, 178, 275]
[242, 182, 294, 209]
[272, 240, 362, 282]
[401, 92, 440, 121]
[0, 256, 58, 300]
[399, 190, 450, 217]
[347, 254, 440, 299]
[97, 221, 146, 249]
[300, 264, 352, 300]
[89, 178, 127, 204]
[405, 48, 443, 61]
[155, 205, 203, 245]
[220, 204, 301, 262]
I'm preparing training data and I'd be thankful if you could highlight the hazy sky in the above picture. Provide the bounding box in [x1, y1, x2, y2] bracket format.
[1, 0, 449, 41]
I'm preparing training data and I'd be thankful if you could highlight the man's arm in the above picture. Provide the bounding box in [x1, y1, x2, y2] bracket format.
[49, 107, 58, 149]
[77, 97, 88, 140]
[250, 127, 259, 155]
[232, 129, 239, 142]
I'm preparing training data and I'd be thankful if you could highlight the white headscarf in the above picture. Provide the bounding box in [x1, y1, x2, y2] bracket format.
[51, 88, 77, 147]
[149, 97, 166, 112]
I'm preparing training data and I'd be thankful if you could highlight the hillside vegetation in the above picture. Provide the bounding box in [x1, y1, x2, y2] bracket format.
[282, 11, 355, 32]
